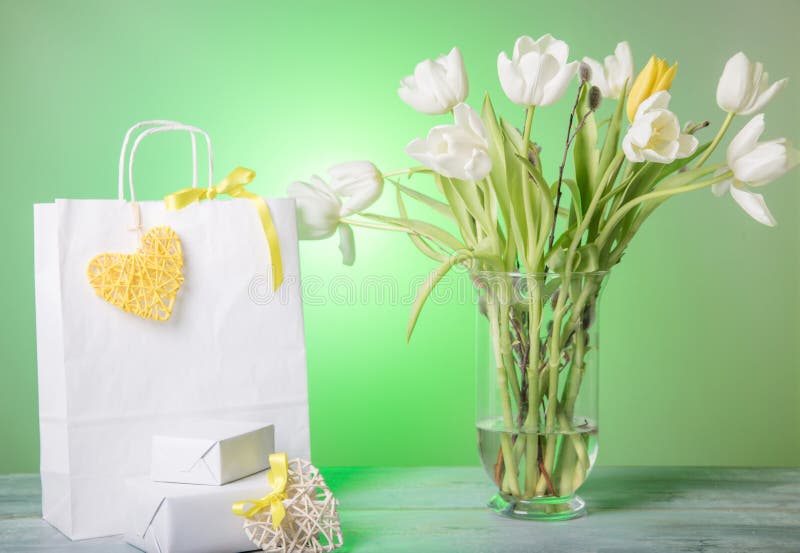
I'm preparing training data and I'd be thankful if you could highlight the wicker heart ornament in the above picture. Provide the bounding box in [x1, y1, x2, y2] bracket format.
[235, 456, 343, 553]
[87, 226, 184, 321]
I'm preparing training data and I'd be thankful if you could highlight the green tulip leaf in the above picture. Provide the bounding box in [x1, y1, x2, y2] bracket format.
[574, 244, 600, 272]
[545, 246, 567, 272]
[436, 174, 477, 247]
[450, 177, 494, 238]
[395, 187, 449, 262]
[407, 252, 469, 342]
[360, 212, 464, 252]
[574, 85, 600, 209]
[598, 85, 627, 180]
[499, 118, 531, 261]
[481, 95, 512, 222]
[561, 178, 583, 225]
[389, 179, 456, 221]
[406, 244, 502, 342]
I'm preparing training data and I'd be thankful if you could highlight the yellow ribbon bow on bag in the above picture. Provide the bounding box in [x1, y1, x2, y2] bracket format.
[164, 167, 283, 290]
[232, 452, 289, 529]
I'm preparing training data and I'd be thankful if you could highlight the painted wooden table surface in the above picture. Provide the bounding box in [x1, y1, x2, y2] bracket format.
[1, 467, 798, 552]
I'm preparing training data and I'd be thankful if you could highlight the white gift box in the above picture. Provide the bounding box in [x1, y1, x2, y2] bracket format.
[125, 471, 268, 553]
[151, 420, 275, 485]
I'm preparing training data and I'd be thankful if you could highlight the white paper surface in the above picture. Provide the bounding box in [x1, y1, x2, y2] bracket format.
[125, 471, 268, 553]
[151, 420, 275, 485]
[34, 198, 310, 539]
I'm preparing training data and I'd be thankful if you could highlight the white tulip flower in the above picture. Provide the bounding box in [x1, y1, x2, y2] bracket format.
[405, 103, 491, 181]
[622, 91, 698, 163]
[288, 163, 385, 265]
[328, 161, 383, 216]
[287, 176, 343, 240]
[711, 114, 800, 226]
[398, 47, 469, 115]
[582, 41, 634, 99]
[716, 52, 788, 115]
[497, 34, 578, 106]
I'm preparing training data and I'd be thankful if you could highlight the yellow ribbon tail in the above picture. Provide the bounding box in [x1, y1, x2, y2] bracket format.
[269, 497, 287, 529]
[164, 167, 284, 290]
[232, 452, 290, 529]
[236, 188, 284, 290]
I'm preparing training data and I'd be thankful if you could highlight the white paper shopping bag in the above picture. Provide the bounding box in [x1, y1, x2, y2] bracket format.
[33, 121, 310, 539]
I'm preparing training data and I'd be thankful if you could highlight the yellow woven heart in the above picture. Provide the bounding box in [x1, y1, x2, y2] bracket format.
[87, 226, 184, 321]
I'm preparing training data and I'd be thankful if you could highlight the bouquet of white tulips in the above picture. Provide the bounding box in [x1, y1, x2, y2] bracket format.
[289, 34, 798, 508]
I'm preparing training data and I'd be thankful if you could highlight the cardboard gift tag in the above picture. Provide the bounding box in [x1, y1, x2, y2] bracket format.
[151, 420, 275, 485]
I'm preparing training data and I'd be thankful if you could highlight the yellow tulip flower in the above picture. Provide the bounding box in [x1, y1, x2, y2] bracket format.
[626, 56, 678, 121]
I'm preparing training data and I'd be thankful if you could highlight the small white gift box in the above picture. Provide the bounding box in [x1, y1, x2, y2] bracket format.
[125, 471, 268, 553]
[151, 420, 275, 485]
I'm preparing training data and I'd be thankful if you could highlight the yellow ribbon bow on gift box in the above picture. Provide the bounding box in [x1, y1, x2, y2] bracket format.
[232, 452, 289, 529]
[164, 167, 284, 290]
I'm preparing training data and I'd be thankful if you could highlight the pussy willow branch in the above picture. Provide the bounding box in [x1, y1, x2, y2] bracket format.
[548, 80, 588, 251]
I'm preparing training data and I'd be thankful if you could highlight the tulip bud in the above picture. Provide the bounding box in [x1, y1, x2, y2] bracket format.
[406, 103, 492, 181]
[288, 163, 384, 266]
[684, 120, 710, 135]
[716, 52, 787, 115]
[588, 86, 602, 111]
[527, 143, 542, 166]
[327, 161, 383, 216]
[398, 47, 469, 115]
[622, 91, 698, 163]
[626, 55, 678, 121]
[287, 177, 342, 241]
[711, 114, 800, 227]
[579, 62, 592, 83]
[581, 41, 634, 99]
[726, 114, 800, 187]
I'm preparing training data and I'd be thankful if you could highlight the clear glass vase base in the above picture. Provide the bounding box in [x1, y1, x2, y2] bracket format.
[488, 492, 586, 521]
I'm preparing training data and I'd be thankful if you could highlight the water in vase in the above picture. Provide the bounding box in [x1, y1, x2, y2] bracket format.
[477, 415, 598, 508]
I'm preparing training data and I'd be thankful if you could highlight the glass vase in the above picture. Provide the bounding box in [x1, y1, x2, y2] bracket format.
[473, 270, 607, 520]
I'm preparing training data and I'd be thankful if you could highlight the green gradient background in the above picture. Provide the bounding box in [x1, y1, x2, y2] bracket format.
[1, 0, 798, 473]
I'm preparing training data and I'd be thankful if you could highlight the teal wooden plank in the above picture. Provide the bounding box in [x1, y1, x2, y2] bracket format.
[322, 466, 800, 511]
[1, 468, 798, 552]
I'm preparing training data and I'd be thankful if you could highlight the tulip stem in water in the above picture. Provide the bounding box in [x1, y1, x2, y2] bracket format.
[693, 111, 735, 168]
